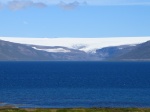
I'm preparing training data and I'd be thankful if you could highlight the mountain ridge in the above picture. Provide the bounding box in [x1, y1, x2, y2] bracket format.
[0, 38, 150, 61]
[0, 39, 99, 61]
[1, 37, 150, 53]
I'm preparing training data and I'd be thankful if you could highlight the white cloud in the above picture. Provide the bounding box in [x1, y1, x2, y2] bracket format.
[1, 0, 150, 5]
[58, 1, 80, 10]
[0, 0, 150, 10]
[0, 0, 47, 10]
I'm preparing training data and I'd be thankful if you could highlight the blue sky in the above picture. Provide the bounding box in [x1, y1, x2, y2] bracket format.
[0, 0, 150, 38]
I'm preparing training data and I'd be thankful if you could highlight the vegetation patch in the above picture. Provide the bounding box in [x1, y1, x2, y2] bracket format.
[1, 108, 150, 112]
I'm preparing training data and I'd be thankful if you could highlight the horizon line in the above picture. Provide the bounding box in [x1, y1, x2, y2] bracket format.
[0, 36, 150, 38]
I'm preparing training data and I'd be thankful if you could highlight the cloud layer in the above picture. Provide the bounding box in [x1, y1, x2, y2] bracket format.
[58, 1, 80, 10]
[0, 0, 47, 10]
[8, 0, 47, 10]
[0, 0, 150, 10]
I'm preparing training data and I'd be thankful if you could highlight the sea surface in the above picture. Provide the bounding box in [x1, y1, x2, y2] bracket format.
[0, 61, 150, 108]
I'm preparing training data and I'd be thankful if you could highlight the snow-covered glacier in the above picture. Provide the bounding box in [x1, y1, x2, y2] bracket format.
[0, 37, 150, 53]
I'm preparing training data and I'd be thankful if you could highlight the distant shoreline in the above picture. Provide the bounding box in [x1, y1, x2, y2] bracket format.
[1, 106, 150, 112]
[1, 103, 150, 112]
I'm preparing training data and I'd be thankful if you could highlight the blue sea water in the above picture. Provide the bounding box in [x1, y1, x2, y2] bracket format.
[0, 61, 150, 108]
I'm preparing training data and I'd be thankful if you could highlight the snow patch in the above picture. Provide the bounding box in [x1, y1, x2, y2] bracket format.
[32, 47, 70, 53]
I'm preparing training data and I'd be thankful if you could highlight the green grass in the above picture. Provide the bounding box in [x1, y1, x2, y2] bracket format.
[0, 109, 27, 112]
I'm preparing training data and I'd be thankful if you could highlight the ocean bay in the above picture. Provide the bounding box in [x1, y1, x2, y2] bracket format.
[0, 62, 150, 108]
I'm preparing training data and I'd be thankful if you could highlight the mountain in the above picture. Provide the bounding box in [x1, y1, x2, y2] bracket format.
[0, 40, 55, 61]
[1, 38, 150, 61]
[117, 41, 150, 60]
[96, 45, 136, 60]
[1, 37, 150, 53]
[96, 40, 150, 61]
[0, 40, 98, 61]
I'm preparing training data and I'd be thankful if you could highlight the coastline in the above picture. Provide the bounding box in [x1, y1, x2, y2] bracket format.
[1, 62, 150, 111]
[1, 106, 150, 112]
[1, 103, 150, 112]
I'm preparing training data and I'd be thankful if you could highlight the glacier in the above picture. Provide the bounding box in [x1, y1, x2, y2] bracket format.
[0, 37, 150, 53]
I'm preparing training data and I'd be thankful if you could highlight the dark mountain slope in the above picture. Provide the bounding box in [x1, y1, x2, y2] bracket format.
[0, 40, 54, 61]
[96, 40, 150, 61]
[0, 40, 98, 61]
[96, 45, 136, 60]
[118, 41, 150, 60]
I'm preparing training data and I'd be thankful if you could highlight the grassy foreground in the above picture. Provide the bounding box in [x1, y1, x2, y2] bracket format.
[1, 108, 150, 112]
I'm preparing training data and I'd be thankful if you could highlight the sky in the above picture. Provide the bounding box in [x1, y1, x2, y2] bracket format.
[0, 0, 150, 38]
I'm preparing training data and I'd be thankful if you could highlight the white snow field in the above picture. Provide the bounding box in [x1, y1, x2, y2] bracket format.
[0, 37, 150, 53]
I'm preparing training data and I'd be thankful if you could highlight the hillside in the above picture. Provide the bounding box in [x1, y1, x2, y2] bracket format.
[118, 41, 150, 60]
[96, 40, 150, 61]
[0, 40, 98, 61]
[96, 45, 136, 60]
[1, 39, 150, 61]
